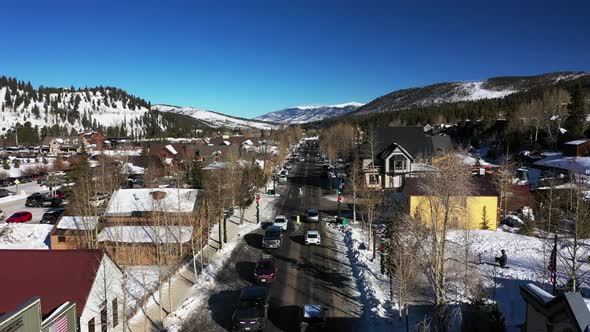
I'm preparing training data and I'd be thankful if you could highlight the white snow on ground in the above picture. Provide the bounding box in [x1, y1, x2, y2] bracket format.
[125, 266, 163, 314]
[255, 102, 364, 124]
[0, 223, 53, 249]
[447, 229, 590, 329]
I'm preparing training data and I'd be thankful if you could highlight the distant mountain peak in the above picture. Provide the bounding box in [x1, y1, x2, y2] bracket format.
[255, 102, 364, 124]
[153, 104, 278, 130]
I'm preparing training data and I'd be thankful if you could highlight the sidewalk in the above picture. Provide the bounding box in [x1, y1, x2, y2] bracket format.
[125, 192, 280, 332]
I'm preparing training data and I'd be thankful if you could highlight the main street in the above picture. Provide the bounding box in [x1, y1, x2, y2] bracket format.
[182, 146, 362, 331]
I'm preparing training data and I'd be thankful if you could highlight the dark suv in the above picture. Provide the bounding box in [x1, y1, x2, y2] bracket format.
[41, 208, 65, 224]
[25, 193, 46, 207]
[262, 226, 282, 249]
[232, 286, 268, 331]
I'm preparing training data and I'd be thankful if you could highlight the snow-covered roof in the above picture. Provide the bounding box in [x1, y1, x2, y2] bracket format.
[165, 144, 178, 155]
[222, 140, 231, 145]
[105, 188, 200, 216]
[57, 216, 100, 230]
[566, 139, 589, 145]
[123, 162, 145, 175]
[534, 153, 590, 175]
[97, 226, 193, 244]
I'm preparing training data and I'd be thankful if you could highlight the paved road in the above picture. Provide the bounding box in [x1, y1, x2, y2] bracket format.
[0, 181, 49, 222]
[181, 148, 362, 331]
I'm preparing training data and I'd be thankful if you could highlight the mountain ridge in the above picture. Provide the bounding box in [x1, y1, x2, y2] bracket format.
[255, 102, 364, 124]
[350, 71, 588, 116]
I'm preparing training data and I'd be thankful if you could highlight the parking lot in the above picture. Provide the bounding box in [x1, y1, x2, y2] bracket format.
[0, 181, 51, 223]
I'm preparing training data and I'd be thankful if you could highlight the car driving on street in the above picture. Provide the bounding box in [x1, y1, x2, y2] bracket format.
[262, 226, 282, 249]
[254, 254, 278, 283]
[305, 230, 321, 245]
[273, 215, 288, 231]
[306, 209, 319, 222]
[232, 286, 268, 331]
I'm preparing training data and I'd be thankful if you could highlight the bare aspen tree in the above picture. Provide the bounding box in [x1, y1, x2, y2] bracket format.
[408, 153, 473, 329]
[557, 177, 590, 292]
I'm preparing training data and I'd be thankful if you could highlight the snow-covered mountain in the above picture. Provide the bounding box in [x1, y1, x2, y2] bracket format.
[152, 104, 278, 130]
[352, 72, 588, 116]
[0, 78, 166, 138]
[255, 102, 364, 124]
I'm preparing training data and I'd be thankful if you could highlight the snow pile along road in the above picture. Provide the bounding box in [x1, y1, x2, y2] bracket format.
[0, 223, 54, 249]
[328, 223, 395, 330]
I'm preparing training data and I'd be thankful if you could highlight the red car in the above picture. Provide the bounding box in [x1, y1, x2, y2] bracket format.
[6, 211, 33, 223]
[254, 255, 278, 283]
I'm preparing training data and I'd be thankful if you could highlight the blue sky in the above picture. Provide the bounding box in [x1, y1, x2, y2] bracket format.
[1, 0, 589, 118]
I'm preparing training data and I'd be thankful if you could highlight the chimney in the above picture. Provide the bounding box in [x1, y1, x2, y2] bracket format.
[151, 191, 167, 200]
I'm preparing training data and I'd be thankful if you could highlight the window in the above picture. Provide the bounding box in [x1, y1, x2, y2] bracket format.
[100, 303, 108, 332]
[88, 318, 95, 332]
[391, 155, 407, 172]
[368, 174, 380, 185]
[112, 299, 119, 327]
[58, 236, 66, 243]
[214, 156, 220, 162]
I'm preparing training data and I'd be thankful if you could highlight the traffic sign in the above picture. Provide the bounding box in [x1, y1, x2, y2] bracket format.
[14, 179, 20, 185]
[337, 193, 343, 202]
[256, 194, 260, 203]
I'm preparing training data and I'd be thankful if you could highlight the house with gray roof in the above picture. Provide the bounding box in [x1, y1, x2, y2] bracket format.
[362, 126, 452, 189]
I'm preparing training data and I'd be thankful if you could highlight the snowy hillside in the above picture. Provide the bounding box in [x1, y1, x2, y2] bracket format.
[353, 71, 589, 116]
[255, 102, 364, 124]
[0, 79, 166, 138]
[153, 104, 278, 130]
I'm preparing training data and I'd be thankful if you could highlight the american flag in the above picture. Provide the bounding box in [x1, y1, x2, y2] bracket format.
[49, 315, 68, 332]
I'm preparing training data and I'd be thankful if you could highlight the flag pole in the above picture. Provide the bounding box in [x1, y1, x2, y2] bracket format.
[552, 234, 557, 295]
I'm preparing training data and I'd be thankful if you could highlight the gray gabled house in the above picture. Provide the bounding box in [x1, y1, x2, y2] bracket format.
[362, 127, 453, 189]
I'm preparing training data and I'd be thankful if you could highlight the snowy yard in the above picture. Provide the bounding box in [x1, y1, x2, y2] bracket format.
[0, 223, 53, 249]
[329, 223, 590, 331]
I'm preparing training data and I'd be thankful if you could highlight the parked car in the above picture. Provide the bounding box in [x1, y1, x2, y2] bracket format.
[278, 174, 288, 183]
[6, 211, 33, 223]
[262, 226, 282, 249]
[273, 215, 288, 231]
[0, 188, 11, 198]
[0, 209, 5, 221]
[41, 208, 65, 224]
[283, 163, 293, 170]
[279, 169, 288, 176]
[42, 195, 63, 208]
[254, 254, 278, 283]
[232, 286, 269, 331]
[305, 230, 321, 245]
[53, 189, 66, 199]
[299, 156, 305, 162]
[89, 192, 109, 207]
[299, 304, 327, 331]
[306, 209, 319, 223]
[25, 192, 46, 207]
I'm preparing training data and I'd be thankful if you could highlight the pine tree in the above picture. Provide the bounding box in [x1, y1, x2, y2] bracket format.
[564, 86, 587, 138]
[481, 206, 491, 230]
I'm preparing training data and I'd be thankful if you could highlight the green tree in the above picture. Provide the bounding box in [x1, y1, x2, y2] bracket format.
[13, 159, 21, 168]
[3, 160, 10, 170]
[481, 206, 491, 230]
[564, 86, 587, 138]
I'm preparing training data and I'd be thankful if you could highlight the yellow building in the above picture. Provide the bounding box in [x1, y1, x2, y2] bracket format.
[404, 177, 499, 230]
